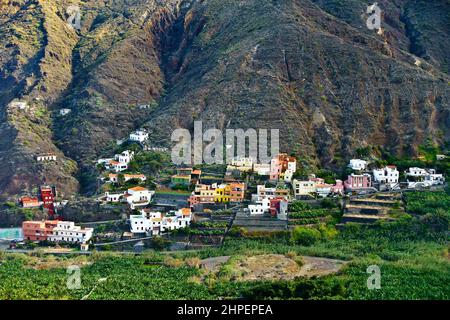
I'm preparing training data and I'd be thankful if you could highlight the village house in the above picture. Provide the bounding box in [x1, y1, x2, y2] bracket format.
[130, 208, 192, 236]
[248, 197, 288, 220]
[270, 154, 297, 182]
[171, 168, 202, 186]
[189, 182, 245, 205]
[22, 220, 58, 241]
[40, 185, 56, 216]
[36, 154, 57, 162]
[129, 129, 149, 143]
[105, 150, 134, 172]
[248, 197, 271, 215]
[253, 163, 271, 176]
[108, 173, 146, 183]
[436, 154, 447, 161]
[226, 157, 254, 173]
[105, 192, 126, 203]
[344, 173, 372, 191]
[332, 180, 344, 194]
[405, 168, 445, 188]
[348, 159, 368, 171]
[252, 185, 289, 202]
[293, 175, 322, 197]
[124, 186, 154, 209]
[373, 166, 399, 187]
[59, 108, 71, 116]
[48, 221, 93, 244]
[21, 196, 41, 208]
[189, 184, 216, 206]
[269, 198, 288, 220]
[405, 167, 429, 177]
[293, 174, 343, 198]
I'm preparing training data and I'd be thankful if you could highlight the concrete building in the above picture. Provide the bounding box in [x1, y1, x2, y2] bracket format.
[129, 129, 149, 143]
[48, 221, 93, 244]
[348, 159, 368, 171]
[344, 173, 372, 191]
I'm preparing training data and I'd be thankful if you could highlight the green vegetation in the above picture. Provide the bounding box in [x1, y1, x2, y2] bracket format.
[0, 191, 448, 300]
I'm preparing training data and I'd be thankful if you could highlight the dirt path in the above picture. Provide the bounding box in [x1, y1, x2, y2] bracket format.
[202, 254, 348, 281]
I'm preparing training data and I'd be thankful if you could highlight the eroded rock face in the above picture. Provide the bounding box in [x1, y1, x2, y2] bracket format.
[0, 0, 449, 199]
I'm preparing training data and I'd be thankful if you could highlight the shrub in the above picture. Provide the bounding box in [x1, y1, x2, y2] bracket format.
[185, 257, 201, 268]
[164, 256, 184, 268]
[291, 227, 321, 246]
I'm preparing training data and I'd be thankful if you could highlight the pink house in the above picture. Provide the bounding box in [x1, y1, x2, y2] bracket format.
[331, 179, 344, 194]
[344, 174, 372, 191]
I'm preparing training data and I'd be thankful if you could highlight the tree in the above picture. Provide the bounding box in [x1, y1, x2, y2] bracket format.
[117, 173, 125, 186]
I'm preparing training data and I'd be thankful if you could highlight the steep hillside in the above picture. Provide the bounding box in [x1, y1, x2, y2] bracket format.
[0, 0, 449, 199]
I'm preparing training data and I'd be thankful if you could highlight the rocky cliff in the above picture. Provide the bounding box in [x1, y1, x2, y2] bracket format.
[0, 0, 449, 199]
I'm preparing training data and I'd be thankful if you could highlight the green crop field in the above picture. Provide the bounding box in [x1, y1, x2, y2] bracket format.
[0, 191, 448, 300]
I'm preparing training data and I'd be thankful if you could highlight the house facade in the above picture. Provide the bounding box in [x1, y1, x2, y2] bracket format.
[129, 129, 149, 143]
[130, 208, 192, 235]
[125, 187, 154, 209]
[348, 159, 368, 171]
[21, 197, 41, 208]
[22, 220, 58, 241]
[48, 221, 93, 244]
[373, 166, 399, 185]
[344, 173, 372, 190]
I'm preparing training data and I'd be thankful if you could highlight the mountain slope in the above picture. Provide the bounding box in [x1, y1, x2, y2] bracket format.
[0, 0, 449, 199]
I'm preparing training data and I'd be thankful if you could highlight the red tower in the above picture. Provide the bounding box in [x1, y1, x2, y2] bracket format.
[40, 185, 56, 216]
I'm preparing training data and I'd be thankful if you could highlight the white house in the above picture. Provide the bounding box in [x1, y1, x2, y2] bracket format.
[59, 109, 71, 116]
[252, 185, 276, 202]
[292, 179, 318, 197]
[283, 159, 297, 182]
[406, 168, 445, 188]
[108, 173, 146, 183]
[115, 150, 134, 164]
[36, 154, 57, 162]
[405, 167, 429, 177]
[125, 186, 154, 209]
[130, 211, 162, 234]
[253, 163, 271, 176]
[48, 221, 93, 244]
[248, 198, 271, 215]
[97, 158, 114, 165]
[130, 208, 192, 235]
[105, 192, 125, 203]
[129, 129, 149, 143]
[373, 166, 399, 185]
[161, 208, 192, 232]
[348, 159, 368, 171]
[105, 150, 134, 172]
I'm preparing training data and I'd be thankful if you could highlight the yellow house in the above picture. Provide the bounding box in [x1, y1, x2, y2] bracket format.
[214, 184, 231, 203]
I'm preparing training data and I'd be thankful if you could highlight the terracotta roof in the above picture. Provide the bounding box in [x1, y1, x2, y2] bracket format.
[129, 186, 148, 192]
[192, 170, 202, 175]
[22, 197, 39, 203]
[125, 174, 145, 178]
[181, 208, 191, 216]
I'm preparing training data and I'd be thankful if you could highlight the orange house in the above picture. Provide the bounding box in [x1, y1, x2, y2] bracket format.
[22, 220, 58, 241]
[21, 197, 40, 208]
